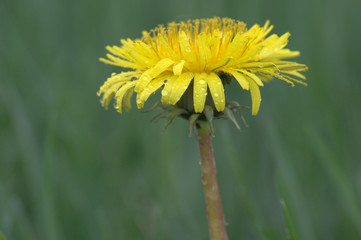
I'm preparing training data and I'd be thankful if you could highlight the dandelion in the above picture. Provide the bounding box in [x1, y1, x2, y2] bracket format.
[98, 17, 307, 117]
[98, 17, 307, 240]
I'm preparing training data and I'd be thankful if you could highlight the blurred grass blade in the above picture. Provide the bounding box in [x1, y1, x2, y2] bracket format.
[0, 232, 6, 240]
[281, 199, 297, 240]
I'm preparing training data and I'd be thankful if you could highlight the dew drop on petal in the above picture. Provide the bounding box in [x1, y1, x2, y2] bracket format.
[161, 89, 168, 96]
[214, 93, 219, 97]
[199, 79, 206, 84]
[142, 74, 150, 81]
[186, 46, 192, 52]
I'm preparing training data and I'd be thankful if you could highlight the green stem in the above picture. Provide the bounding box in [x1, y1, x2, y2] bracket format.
[196, 121, 228, 240]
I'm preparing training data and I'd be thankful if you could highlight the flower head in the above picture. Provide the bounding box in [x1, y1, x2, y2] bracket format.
[98, 17, 307, 116]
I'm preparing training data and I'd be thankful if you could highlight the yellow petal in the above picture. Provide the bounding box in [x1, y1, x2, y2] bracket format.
[157, 33, 179, 59]
[136, 75, 169, 108]
[173, 60, 185, 75]
[206, 72, 225, 112]
[179, 31, 197, 65]
[237, 45, 264, 62]
[225, 32, 244, 57]
[124, 88, 134, 112]
[120, 40, 155, 67]
[283, 70, 306, 80]
[101, 82, 125, 109]
[115, 81, 136, 114]
[135, 58, 174, 92]
[259, 33, 290, 58]
[160, 75, 179, 105]
[224, 69, 249, 90]
[98, 71, 139, 96]
[169, 72, 194, 105]
[105, 45, 124, 57]
[100, 55, 138, 69]
[255, 20, 273, 42]
[193, 73, 208, 113]
[241, 70, 264, 86]
[265, 49, 300, 59]
[198, 32, 212, 70]
[135, 40, 157, 56]
[210, 29, 221, 59]
[248, 79, 262, 115]
[210, 57, 235, 71]
[217, 31, 233, 59]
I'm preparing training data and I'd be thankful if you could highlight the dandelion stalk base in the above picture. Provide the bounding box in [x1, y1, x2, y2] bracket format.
[196, 121, 228, 240]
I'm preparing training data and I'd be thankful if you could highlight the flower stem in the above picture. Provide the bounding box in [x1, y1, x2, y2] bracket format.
[196, 121, 228, 240]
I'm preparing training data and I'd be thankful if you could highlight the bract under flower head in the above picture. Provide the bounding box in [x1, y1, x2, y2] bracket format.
[98, 17, 307, 116]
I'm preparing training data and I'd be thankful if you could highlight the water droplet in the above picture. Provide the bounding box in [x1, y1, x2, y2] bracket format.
[185, 46, 191, 52]
[183, 86, 187, 89]
[220, 99, 224, 103]
[142, 74, 150, 81]
[199, 79, 206, 84]
[217, 82, 222, 85]
[161, 89, 168, 96]
[214, 93, 219, 97]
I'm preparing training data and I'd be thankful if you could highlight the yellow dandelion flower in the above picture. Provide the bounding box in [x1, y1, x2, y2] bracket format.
[98, 17, 307, 116]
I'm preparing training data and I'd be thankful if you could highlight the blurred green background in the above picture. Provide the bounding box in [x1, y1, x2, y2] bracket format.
[1, 0, 361, 239]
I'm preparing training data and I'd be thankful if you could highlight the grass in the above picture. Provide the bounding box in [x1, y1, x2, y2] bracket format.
[1, 0, 361, 239]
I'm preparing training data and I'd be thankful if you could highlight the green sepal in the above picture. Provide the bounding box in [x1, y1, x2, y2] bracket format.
[188, 114, 200, 137]
[204, 105, 215, 137]
[224, 106, 241, 132]
[162, 109, 188, 133]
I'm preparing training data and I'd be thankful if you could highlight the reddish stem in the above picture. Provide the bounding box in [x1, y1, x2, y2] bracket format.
[196, 121, 228, 240]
